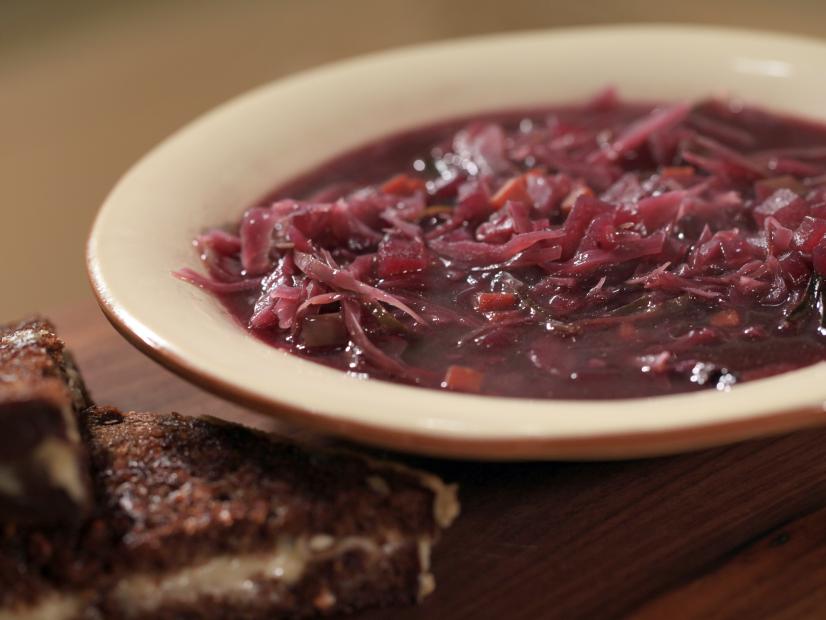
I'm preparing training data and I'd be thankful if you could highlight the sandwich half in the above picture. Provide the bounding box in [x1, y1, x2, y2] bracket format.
[1, 407, 459, 619]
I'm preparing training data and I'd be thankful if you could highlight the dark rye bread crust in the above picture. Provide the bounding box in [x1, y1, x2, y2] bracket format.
[0, 316, 93, 525]
[1, 408, 458, 618]
[84, 407, 443, 574]
[0, 524, 66, 610]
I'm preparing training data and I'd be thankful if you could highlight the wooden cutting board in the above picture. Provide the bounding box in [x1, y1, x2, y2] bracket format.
[55, 298, 826, 619]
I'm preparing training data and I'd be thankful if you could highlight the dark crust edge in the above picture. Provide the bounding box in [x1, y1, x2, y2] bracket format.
[0, 315, 93, 414]
[0, 316, 94, 526]
[199, 414, 460, 530]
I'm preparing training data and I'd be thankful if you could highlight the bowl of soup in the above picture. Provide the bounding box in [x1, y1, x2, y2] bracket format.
[88, 25, 826, 458]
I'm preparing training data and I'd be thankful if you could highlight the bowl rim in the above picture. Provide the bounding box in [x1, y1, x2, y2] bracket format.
[87, 23, 826, 460]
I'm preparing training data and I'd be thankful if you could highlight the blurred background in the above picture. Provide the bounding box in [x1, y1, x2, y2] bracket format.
[2, 0, 825, 320]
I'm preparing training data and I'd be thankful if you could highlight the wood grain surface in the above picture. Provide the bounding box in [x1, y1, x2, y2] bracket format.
[54, 298, 826, 619]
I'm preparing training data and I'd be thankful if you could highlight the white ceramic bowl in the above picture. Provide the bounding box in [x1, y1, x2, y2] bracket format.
[88, 25, 826, 459]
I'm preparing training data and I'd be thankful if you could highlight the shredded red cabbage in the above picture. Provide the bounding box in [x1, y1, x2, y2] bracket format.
[176, 92, 826, 399]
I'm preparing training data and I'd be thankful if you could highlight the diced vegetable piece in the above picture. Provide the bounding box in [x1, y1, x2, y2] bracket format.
[753, 188, 807, 228]
[477, 292, 518, 312]
[637, 351, 672, 374]
[381, 174, 426, 196]
[377, 237, 427, 278]
[418, 205, 454, 219]
[754, 175, 807, 201]
[617, 322, 637, 341]
[660, 166, 695, 179]
[301, 313, 348, 348]
[673, 328, 719, 348]
[560, 184, 594, 214]
[793, 217, 826, 254]
[709, 309, 740, 327]
[636, 190, 686, 230]
[368, 302, 410, 334]
[764, 218, 794, 254]
[490, 175, 531, 210]
[442, 365, 484, 392]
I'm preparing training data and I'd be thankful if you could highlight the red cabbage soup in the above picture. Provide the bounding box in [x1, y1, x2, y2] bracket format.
[176, 91, 826, 399]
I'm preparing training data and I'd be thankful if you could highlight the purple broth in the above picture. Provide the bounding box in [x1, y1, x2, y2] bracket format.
[177, 92, 826, 399]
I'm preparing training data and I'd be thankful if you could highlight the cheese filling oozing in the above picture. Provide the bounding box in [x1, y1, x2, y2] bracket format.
[111, 533, 425, 615]
[0, 466, 22, 496]
[0, 594, 83, 620]
[0, 437, 84, 501]
[32, 437, 86, 503]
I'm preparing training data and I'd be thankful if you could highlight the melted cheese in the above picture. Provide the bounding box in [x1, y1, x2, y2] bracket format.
[0, 466, 22, 497]
[0, 594, 82, 620]
[111, 535, 388, 616]
[33, 438, 85, 503]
